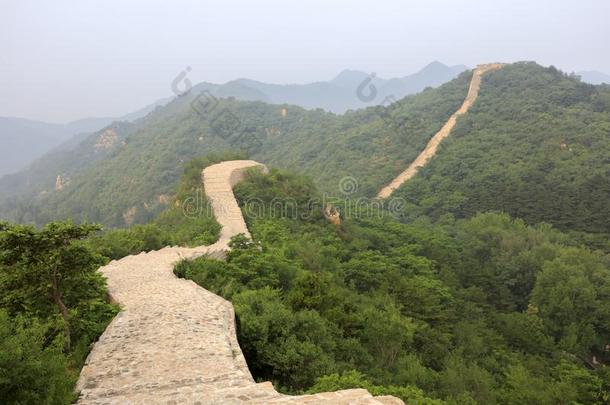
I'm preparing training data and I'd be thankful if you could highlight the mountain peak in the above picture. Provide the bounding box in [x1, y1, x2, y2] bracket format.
[331, 69, 370, 87]
[419, 61, 451, 74]
[577, 70, 610, 85]
[425, 60, 448, 68]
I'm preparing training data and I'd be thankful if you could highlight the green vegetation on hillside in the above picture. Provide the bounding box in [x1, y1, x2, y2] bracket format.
[1, 63, 607, 242]
[0, 221, 118, 404]
[84, 152, 246, 259]
[0, 154, 235, 403]
[393, 62, 610, 235]
[0, 70, 472, 226]
[2, 151, 608, 403]
[176, 167, 610, 404]
[1, 61, 609, 403]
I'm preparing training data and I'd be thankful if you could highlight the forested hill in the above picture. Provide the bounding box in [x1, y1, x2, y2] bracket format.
[0, 62, 608, 237]
[392, 62, 610, 235]
[0, 70, 473, 226]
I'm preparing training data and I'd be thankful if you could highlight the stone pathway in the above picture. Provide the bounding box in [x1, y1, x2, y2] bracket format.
[76, 160, 403, 404]
[377, 63, 504, 198]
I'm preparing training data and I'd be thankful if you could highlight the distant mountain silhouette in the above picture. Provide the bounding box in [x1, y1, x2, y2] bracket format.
[0, 61, 466, 177]
[2, 62, 607, 234]
[192, 61, 468, 113]
[577, 70, 610, 85]
[0, 98, 171, 176]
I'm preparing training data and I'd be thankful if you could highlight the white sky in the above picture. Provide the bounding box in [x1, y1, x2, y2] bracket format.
[1, 0, 609, 123]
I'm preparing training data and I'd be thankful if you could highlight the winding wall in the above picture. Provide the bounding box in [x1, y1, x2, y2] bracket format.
[76, 160, 402, 404]
[377, 63, 504, 198]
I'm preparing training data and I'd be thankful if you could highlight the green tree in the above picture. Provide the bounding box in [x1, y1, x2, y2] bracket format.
[553, 360, 603, 404]
[530, 248, 610, 353]
[233, 287, 336, 389]
[0, 310, 75, 404]
[308, 370, 445, 404]
[359, 302, 416, 371]
[0, 221, 104, 351]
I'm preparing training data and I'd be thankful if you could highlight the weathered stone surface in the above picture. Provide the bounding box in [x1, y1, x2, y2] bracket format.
[77, 160, 403, 404]
[202, 160, 267, 243]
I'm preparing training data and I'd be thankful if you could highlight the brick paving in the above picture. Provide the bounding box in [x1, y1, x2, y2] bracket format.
[76, 160, 402, 404]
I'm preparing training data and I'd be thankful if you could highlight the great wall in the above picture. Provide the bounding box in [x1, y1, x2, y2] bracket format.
[76, 160, 402, 404]
[377, 63, 503, 198]
[77, 64, 503, 404]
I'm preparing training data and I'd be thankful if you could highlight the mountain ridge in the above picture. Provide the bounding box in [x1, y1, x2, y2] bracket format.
[0, 67, 474, 226]
[0, 97, 172, 176]
[0, 62, 607, 237]
[0, 61, 466, 177]
[577, 70, 610, 85]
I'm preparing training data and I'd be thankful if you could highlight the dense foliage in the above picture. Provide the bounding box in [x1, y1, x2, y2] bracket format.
[83, 152, 247, 259]
[1, 63, 607, 244]
[175, 168, 610, 404]
[0, 70, 471, 226]
[393, 62, 610, 235]
[1, 61, 608, 403]
[0, 221, 117, 404]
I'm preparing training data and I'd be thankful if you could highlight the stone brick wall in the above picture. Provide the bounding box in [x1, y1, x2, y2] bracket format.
[377, 63, 504, 198]
[76, 160, 403, 404]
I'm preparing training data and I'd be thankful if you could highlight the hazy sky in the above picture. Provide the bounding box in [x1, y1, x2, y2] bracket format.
[2, 0, 609, 123]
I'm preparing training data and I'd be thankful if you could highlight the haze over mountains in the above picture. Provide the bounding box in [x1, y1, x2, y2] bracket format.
[3, 61, 608, 179]
[1, 62, 607, 238]
[577, 70, 610, 85]
[4, 1, 610, 403]
[0, 98, 171, 177]
[193, 61, 468, 113]
[0, 61, 466, 177]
